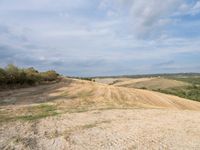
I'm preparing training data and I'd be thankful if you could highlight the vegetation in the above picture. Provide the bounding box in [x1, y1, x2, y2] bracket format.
[84, 74, 200, 102]
[167, 76, 200, 85]
[156, 85, 200, 102]
[106, 74, 200, 102]
[105, 73, 200, 102]
[0, 104, 59, 122]
[16, 104, 59, 121]
[0, 64, 59, 88]
[154, 76, 200, 102]
[74, 77, 93, 81]
[92, 73, 200, 79]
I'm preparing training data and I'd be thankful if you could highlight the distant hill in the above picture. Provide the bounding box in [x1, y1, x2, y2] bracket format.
[92, 73, 200, 79]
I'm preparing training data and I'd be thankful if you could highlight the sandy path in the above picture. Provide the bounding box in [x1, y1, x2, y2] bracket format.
[1, 109, 200, 150]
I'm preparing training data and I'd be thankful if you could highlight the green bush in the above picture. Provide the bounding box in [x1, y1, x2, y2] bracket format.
[0, 68, 7, 84]
[76, 77, 92, 81]
[154, 85, 200, 102]
[40, 70, 59, 81]
[24, 67, 42, 85]
[0, 64, 59, 88]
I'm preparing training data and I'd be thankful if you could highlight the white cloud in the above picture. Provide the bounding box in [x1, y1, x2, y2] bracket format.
[174, 0, 200, 16]
[0, 0, 200, 75]
[0, 0, 92, 11]
[99, 0, 183, 38]
[190, 1, 200, 15]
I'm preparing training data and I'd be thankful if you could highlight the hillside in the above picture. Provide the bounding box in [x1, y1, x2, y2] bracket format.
[112, 77, 189, 89]
[1, 78, 200, 122]
[103, 76, 200, 102]
[1, 78, 200, 149]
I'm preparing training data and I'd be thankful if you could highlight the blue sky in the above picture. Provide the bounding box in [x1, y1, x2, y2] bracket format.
[0, 0, 200, 76]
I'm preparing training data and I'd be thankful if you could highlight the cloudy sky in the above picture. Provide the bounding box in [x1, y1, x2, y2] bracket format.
[0, 0, 200, 76]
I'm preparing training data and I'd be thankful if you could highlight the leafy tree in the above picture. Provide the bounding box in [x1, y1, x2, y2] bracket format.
[0, 64, 60, 88]
[40, 70, 59, 81]
[24, 67, 41, 85]
[0, 68, 7, 84]
[5, 64, 20, 84]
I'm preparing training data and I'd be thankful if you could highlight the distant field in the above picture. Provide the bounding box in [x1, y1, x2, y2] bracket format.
[95, 75, 200, 102]
[113, 77, 189, 90]
[158, 76, 200, 102]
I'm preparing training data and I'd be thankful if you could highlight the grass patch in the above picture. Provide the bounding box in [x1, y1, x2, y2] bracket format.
[157, 76, 200, 101]
[0, 104, 59, 123]
[155, 85, 200, 102]
[0, 113, 14, 123]
[17, 104, 59, 121]
[167, 76, 200, 85]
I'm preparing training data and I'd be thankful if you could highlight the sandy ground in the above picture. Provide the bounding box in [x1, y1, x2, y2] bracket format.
[1, 109, 200, 150]
[1, 78, 200, 150]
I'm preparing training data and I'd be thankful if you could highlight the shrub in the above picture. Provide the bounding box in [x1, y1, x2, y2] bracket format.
[5, 64, 20, 84]
[24, 67, 41, 85]
[0, 68, 7, 84]
[40, 70, 59, 81]
[0, 64, 60, 88]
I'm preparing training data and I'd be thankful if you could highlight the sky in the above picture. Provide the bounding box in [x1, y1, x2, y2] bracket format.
[0, 0, 200, 76]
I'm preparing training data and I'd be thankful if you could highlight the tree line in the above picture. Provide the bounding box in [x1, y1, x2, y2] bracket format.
[0, 64, 59, 88]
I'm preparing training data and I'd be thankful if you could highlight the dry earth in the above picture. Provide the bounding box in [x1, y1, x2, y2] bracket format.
[112, 77, 189, 90]
[1, 109, 200, 150]
[1, 78, 200, 150]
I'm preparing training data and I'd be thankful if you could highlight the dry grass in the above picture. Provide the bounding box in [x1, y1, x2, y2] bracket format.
[1, 78, 200, 123]
[1, 78, 200, 149]
[113, 77, 189, 90]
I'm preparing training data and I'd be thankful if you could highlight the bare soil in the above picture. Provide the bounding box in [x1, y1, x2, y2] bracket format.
[1, 78, 200, 150]
[1, 109, 200, 150]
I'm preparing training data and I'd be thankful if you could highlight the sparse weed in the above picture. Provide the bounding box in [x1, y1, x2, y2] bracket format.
[0, 104, 59, 123]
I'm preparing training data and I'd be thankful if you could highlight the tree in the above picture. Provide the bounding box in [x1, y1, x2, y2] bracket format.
[0, 64, 60, 87]
[24, 67, 41, 85]
[40, 70, 59, 81]
[5, 64, 20, 84]
[0, 68, 7, 84]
